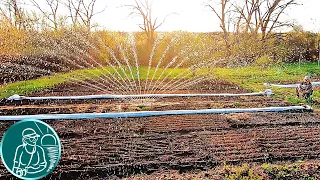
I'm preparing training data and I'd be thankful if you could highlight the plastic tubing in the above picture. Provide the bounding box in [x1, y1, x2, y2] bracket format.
[264, 82, 320, 88]
[0, 105, 311, 121]
[7, 89, 273, 101]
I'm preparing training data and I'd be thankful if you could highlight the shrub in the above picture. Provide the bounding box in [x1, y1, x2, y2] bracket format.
[253, 55, 274, 68]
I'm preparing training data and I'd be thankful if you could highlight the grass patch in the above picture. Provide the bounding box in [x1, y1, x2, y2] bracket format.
[221, 161, 318, 180]
[286, 95, 303, 104]
[211, 62, 320, 105]
[0, 68, 112, 98]
[0, 66, 190, 98]
[261, 162, 318, 180]
[1, 62, 319, 101]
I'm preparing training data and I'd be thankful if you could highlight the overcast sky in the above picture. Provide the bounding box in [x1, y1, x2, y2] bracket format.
[89, 0, 319, 32]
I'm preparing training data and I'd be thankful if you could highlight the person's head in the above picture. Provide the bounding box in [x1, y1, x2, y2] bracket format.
[304, 76, 311, 83]
[22, 128, 40, 146]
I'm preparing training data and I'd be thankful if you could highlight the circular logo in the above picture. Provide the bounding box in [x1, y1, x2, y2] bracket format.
[1, 119, 61, 180]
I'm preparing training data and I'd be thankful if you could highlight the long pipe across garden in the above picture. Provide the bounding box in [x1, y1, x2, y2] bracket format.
[7, 89, 273, 101]
[264, 82, 320, 88]
[0, 105, 312, 121]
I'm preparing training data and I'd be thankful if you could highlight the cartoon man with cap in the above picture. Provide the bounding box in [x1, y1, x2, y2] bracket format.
[12, 128, 47, 177]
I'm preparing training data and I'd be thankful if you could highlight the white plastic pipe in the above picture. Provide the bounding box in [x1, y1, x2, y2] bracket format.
[0, 105, 311, 121]
[7, 89, 273, 101]
[264, 82, 320, 88]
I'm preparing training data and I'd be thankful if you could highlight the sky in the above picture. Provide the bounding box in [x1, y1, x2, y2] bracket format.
[90, 0, 320, 32]
[23, 0, 320, 32]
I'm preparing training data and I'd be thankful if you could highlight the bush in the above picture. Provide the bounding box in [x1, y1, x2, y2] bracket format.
[253, 55, 274, 68]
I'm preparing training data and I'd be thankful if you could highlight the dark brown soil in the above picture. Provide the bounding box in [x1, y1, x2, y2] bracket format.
[26, 78, 250, 96]
[0, 54, 71, 85]
[0, 79, 319, 179]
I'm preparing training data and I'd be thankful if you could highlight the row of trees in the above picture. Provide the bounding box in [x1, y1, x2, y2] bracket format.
[0, 0, 169, 38]
[206, 0, 301, 56]
[1, 0, 301, 43]
[0, 0, 106, 31]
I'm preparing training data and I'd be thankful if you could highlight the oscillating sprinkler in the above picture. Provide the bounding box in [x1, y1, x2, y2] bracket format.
[7, 94, 24, 101]
[265, 89, 273, 97]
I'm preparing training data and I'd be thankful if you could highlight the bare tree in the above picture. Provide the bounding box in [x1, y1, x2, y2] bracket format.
[65, 0, 81, 28]
[1, 0, 26, 29]
[63, 0, 106, 31]
[29, 0, 60, 30]
[206, 0, 233, 56]
[0, 1, 12, 24]
[126, 0, 172, 45]
[232, 0, 260, 33]
[11, 0, 23, 28]
[233, 0, 297, 40]
[257, 0, 297, 40]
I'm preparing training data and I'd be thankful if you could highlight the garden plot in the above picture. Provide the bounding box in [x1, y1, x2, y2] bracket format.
[0, 79, 319, 179]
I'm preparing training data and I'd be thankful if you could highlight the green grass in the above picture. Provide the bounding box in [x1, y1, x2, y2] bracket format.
[261, 162, 318, 180]
[0, 67, 112, 98]
[211, 62, 320, 105]
[0, 66, 191, 98]
[212, 62, 320, 91]
[221, 161, 318, 180]
[1, 62, 319, 102]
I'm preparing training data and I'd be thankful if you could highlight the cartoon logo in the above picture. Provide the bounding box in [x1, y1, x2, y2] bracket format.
[1, 119, 61, 180]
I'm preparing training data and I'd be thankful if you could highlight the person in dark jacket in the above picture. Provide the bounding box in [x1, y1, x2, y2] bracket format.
[296, 76, 313, 99]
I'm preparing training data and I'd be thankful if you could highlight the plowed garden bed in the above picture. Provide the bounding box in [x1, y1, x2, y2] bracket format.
[0, 79, 319, 179]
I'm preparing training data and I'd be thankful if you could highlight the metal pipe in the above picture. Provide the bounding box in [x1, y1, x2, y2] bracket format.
[0, 105, 311, 121]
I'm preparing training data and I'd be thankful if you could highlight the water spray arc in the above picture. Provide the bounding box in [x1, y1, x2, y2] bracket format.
[1, 33, 314, 124]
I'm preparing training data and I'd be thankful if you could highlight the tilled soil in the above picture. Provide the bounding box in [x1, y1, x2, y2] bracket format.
[0, 96, 290, 115]
[0, 79, 287, 114]
[28, 78, 250, 96]
[0, 79, 319, 179]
